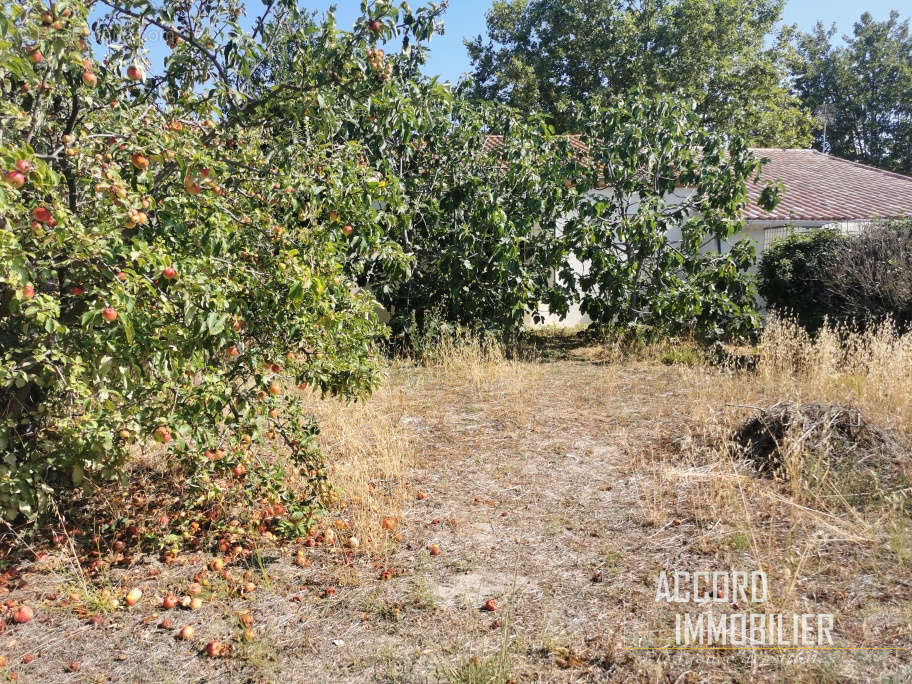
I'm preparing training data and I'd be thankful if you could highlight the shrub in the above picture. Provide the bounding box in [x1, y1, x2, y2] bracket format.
[827, 221, 912, 330]
[758, 228, 848, 331]
[759, 222, 912, 332]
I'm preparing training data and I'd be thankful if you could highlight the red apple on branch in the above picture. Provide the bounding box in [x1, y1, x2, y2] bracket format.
[33, 207, 53, 224]
[4, 171, 25, 188]
[153, 426, 172, 443]
[101, 307, 118, 322]
[184, 177, 201, 195]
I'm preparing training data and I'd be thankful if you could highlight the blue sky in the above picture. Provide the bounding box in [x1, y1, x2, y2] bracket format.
[297, 1, 904, 83]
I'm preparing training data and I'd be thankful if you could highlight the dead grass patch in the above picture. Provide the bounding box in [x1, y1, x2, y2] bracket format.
[302, 377, 416, 556]
[630, 317, 912, 663]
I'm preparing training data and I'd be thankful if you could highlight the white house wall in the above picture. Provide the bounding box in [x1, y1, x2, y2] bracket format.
[526, 193, 875, 329]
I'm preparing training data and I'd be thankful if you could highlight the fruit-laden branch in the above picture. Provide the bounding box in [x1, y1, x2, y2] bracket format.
[98, 0, 232, 89]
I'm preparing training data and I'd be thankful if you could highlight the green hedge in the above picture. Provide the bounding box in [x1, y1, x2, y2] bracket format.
[759, 222, 912, 332]
[758, 229, 848, 331]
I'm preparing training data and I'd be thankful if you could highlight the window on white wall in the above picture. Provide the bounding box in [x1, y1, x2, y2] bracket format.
[761, 222, 872, 252]
[762, 226, 797, 252]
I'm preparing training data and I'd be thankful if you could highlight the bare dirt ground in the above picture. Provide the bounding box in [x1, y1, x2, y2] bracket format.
[2, 333, 912, 682]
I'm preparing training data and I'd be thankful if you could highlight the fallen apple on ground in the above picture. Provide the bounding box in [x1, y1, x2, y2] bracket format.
[125, 587, 142, 606]
[13, 605, 34, 623]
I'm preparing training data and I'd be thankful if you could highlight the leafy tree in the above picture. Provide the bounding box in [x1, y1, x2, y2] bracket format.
[0, 0, 441, 528]
[372, 99, 581, 337]
[464, 0, 814, 146]
[555, 92, 781, 341]
[791, 11, 912, 174]
[250, 8, 580, 339]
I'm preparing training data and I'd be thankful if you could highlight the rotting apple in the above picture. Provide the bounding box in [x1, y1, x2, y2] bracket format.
[125, 587, 142, 606]
[13, 605, 34, 623]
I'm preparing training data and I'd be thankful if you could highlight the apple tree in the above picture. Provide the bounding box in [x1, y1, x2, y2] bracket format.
[0, 0, 438, 533]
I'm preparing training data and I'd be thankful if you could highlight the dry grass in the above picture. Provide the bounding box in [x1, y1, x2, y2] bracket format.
[753, 316, 912, 427]
[2, 321, 911, 682]
[303, 379, 416, 555]
[627, 318, 912, 671]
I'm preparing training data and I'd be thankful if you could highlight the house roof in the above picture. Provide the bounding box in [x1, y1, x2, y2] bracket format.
[481, 135, 912, 223]
[747, 148, 912, 223]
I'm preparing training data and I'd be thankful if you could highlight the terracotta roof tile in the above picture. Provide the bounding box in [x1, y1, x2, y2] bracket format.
[746, 148, 912, 222]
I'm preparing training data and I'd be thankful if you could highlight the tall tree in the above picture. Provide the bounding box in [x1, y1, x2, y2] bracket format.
[792, 11, 912, 174]
[464, 0, 814, 146]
